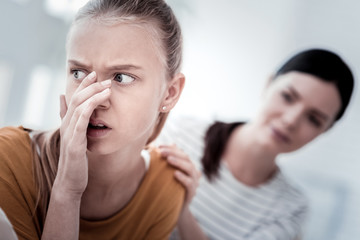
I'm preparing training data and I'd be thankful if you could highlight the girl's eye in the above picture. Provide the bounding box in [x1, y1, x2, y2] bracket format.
[72, 70, 86, 80]
[114, 73, 135, 84]
[281, 92, 294, 103]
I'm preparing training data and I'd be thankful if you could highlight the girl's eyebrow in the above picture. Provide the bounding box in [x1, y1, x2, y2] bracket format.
[67, 59, 91, 69]
[106, 64, 143, 72]
[67, 59, 143, 71]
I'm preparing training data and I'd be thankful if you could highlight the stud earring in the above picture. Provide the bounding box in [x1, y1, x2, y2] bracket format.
[162, 106, 167, 111]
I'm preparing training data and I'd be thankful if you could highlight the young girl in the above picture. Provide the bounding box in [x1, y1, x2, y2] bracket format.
[159, 49, 354, 239]
[0, 0, 187, 239]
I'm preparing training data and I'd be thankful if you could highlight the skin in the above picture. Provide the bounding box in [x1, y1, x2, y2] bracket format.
[250, 71, 341, 154]
[223, 71, 341, 186]
[42, 19, 185, 239]
[159, 145, 204, 240]
[166, 71, 342, 240]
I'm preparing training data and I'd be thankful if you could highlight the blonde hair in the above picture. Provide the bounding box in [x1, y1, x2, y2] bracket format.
[32, 0, 183, 224]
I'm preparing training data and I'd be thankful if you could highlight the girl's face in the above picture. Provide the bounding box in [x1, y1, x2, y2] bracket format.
[65, 20, 181, 155]
[254, 71, 341, 154]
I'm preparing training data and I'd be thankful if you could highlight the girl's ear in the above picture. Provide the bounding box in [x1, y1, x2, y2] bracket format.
[159, 73, 185, 112]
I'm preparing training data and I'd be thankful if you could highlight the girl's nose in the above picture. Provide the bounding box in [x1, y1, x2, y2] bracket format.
[95, 78, 111, 110]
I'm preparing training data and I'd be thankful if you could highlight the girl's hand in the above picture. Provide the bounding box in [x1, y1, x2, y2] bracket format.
[159, 144, 201, 208]
[54, 72, 111, 199]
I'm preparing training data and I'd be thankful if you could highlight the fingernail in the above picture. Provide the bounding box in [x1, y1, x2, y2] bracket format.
[101, 80, 112, 86]
[88, 71, 96, 79]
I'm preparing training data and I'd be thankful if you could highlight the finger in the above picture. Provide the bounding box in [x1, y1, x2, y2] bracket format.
[174, 170, 193, 190]
[159, 145, 173, 157]
[66, 79, 111, 121]
[64, 78, 111, 127]
[167, 156, 194, 176]
[74, 71, 97, 94]
[65, 71, 97, 116]
[61, 71, 97, 125]
[159, 144, 176, 149]
[68, 88, 111, 141]
[160, 145, 189, 160]
[59, 94, 67, 119]
[72, 79, 112, 107]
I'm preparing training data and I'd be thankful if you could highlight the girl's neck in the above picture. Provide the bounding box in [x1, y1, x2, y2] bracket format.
[80, 147, 146, 220]
[86, 147, 145, 187]
[223, 123, 278, 187]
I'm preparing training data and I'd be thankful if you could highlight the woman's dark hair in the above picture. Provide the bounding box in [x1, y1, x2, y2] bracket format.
[202, 121, 242, 181]
[202, 48, 355, 181]
[275, 48, 354, 121]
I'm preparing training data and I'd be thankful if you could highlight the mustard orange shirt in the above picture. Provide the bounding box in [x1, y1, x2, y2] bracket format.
[0, 126, 185, 240]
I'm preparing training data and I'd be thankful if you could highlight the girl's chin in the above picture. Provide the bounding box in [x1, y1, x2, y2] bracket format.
[86, 141, 110, 155]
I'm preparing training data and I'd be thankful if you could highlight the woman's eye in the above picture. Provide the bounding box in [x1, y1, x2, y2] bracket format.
[281, 92, 294, 103]
[114, 73, 135, 84]
[72, 70, 86, 80]
[308, 115, 322, 128]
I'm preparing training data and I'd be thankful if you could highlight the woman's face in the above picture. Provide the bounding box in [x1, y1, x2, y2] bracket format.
[254, 71, 341, 153]
[65, 20, 170, 155]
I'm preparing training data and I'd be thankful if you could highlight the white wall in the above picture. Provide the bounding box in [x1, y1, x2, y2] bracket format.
[170, 1, 360, 239]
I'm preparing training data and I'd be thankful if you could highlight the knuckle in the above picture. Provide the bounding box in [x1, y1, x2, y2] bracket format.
[72, 107, 82, 119]
[66, 143, 78, 156]
[74, 124, 83, 134]
[71, 95, 81, 106]
[87, 97, 97, 108]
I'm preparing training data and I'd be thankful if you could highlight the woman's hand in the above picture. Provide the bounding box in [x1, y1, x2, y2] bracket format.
[159, 144, 201, 208]
[54, 72, 111, 199]
[159, 145, 207, 240]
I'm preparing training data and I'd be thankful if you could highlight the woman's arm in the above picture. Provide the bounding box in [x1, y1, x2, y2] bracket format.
[42, 72, 111, 239]
[159, 145, 208, 240]
[176, 207, 208, 240]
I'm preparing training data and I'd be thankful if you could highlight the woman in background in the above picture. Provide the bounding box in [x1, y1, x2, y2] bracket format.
[159, 48, 354, 240]
[0, 0, 187, 239]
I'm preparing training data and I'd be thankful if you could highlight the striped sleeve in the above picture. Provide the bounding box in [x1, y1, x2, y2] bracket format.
[155, 115, 211, 170]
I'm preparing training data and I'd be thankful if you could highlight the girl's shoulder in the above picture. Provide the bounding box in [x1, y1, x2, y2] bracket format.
[0, 125, 30, 140]
[141, 147, 185, 202]
[0, 126, 32, 158]
[0, 126, 34, 183]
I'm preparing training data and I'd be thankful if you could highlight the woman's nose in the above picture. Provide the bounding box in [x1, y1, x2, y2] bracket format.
[282, 106, 302, 130]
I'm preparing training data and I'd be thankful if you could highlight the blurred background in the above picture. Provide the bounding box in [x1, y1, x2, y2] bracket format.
[0, 0, 359, 239]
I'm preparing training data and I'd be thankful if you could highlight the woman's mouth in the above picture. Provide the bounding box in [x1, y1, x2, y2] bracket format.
[271, 127, 291, 143]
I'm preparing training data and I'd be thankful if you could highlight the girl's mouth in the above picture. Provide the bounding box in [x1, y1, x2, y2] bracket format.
[87, 122, 111, 138]
[88, 123, 108, 129]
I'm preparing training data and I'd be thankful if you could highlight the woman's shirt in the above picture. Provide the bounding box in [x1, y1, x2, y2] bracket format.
[157, 115, 308, 240]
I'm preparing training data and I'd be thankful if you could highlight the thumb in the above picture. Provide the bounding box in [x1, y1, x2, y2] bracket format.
[59, 94, 67, 120]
